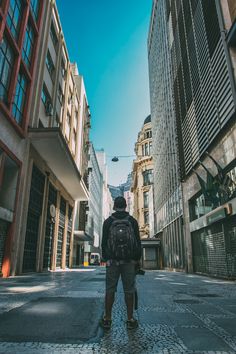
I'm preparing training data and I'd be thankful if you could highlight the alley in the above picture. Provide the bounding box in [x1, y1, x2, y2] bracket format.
[0, 269, 236, 354]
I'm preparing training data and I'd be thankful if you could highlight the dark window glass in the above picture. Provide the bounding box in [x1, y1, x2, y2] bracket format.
[61, 59, 66, 78]
[58, 85, 63, 105]
[41, 84, 52, 115]
[143, 169, 153, 186]
[0, 37, 15, 104]
[7, 0, 23, 40]
[50, 22, 58, 48]
[30, 0, 39, 21]
[144, 211, 149, 224]
[46, 50, 55, 79]
[22, 24, 34, 68]
[12, 72, 27, 125]
[143, 191, 149, 208]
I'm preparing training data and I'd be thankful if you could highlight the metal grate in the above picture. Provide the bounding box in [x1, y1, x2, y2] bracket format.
[23, 165, 45, 272]
[43, 183, 57, 269]
[56, 197, 66, 268]
[0, 219, 9, 273]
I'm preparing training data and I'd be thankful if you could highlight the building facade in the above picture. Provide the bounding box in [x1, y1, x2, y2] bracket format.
[82, 144, 103, 266]
[0, 0, 45, 277]
[0, 0, 90, 276]
[132, 115, 154, 239]
[149, 0, 236, 278]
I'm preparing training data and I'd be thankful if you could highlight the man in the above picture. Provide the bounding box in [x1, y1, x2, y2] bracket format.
[100, 196, 141, 330]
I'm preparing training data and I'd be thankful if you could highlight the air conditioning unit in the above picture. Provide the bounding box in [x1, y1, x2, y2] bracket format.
[45, 101, 53, 116]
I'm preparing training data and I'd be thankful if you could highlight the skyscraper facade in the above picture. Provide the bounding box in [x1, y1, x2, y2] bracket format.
[149, 0, 236, 278]
[148, 0, 185, 270]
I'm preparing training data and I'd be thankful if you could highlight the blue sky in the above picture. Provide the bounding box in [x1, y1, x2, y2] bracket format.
[56, 0, 152, 185]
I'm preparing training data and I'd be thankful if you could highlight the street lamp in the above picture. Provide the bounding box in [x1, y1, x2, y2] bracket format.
[110, 152, 176, 162]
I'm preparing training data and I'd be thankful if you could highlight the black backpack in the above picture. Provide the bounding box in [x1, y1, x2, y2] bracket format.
[107, 215, 138, 260]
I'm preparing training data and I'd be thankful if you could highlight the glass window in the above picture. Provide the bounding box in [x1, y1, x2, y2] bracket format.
[50, 22, 58, 48]
[61, 59, 66, 78]
[7, 0, 23, 40]
[144, 211, 149, 224]
[72, 129, 76, 154]
[0, 37, 15, 104]
[41, 84, 52, 115]
[143, 169, 153, 186]
[143, 191, 149, 208]
[58, 85, 63, 105]
[22, 24, 34, 68]
[145, 143, 149, 156]
[65, 113, 71, 141]
[46, 50, 55, 79]
[30, 0, 39, 21]
[12, 72, 27, 125]
[149, 141, 152, 154]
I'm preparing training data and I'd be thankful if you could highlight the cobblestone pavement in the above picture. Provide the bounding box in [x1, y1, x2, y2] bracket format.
[0, 268, 236, 353]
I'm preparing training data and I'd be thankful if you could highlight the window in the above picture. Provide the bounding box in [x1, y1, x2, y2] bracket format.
[7, 0, 23, 40]
[144, 211, 149, 225]
[0, 37, 15, 104]
[143, 191, 149, 208]
[41, 84, 52, 115]
[189, 194, 213, 222]
[58, 85, 63, 105]
[145, 143, 149, 156]
[46, 50, 55, 79]
[145, 130, 152, 139]
[65, 113, 70, 141]
[149, 141, 152, 154]
[72, 129, 76, 154]
[50, 22, 58, 48]
[12, 72, 27, 124]
[22, 24, 34, 68]
[61, 59, 66, 78]
[30, 0, 40, 21]
[143, 169, 153, 186]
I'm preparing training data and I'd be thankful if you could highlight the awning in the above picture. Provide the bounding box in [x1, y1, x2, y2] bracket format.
[141, 239, 161, 248]
[29, 128, 89, 201]
[74, 230, 93, 242]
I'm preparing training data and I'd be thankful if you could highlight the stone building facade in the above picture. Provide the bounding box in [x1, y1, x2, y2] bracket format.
[132, 115, 154, 239]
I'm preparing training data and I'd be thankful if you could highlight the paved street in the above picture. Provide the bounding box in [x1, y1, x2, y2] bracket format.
[0, 268, 236, 354]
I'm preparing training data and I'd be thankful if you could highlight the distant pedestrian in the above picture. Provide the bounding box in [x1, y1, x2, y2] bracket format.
[100, 196, 141, 330]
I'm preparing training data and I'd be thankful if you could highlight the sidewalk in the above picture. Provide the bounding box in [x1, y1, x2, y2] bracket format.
[0, 268, 235, 353]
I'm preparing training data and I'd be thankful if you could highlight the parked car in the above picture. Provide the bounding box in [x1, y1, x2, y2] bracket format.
[90, 253, 101, 266]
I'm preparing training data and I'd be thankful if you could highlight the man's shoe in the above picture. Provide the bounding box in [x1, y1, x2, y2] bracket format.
[127, 318, 138, 330]
[99, 316, 112, 330]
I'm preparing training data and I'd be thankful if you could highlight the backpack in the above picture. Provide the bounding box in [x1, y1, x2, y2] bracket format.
[107, 215, 138, 260]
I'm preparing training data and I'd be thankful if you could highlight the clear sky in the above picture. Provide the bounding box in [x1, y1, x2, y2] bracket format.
[56, 0, 152, 185]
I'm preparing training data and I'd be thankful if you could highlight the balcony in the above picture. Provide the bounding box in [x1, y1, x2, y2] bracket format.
[28, 128, 89, 201]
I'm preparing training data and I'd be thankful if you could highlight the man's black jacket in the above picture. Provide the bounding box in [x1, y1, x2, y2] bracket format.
[101, 211, 141, 261]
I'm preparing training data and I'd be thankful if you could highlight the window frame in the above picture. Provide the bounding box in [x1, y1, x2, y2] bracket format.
[22, 23, 35, 68]
[0, 36, 15, 105]
[12, 71, 27, 125]
[6, 0, 24, 40]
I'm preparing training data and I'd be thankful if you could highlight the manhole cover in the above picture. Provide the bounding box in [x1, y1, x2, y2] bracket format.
[174, 299, 200, 304]
[194, 294, 219, 298]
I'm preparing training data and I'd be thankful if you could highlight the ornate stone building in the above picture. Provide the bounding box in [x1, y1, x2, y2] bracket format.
[132, 115, 154, 239]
